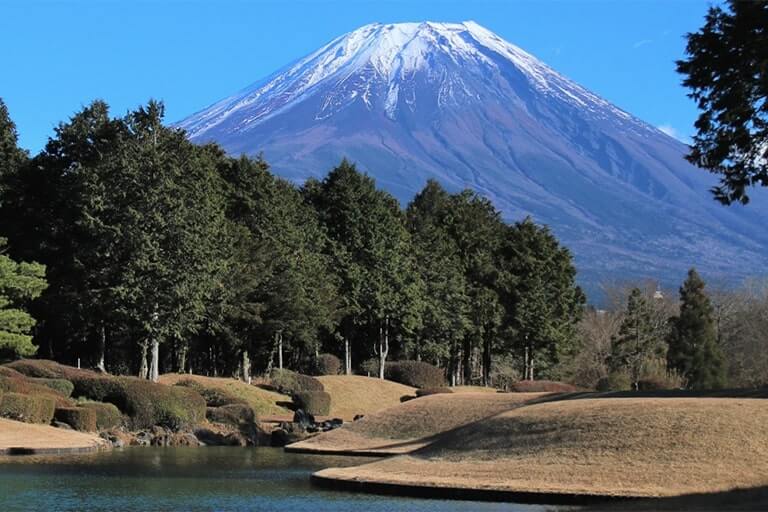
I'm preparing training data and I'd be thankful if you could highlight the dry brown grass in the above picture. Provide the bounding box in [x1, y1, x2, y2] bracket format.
[0, 417, 108, 453]
[157, 374, 291, 417]
[451, 385, 498, 393]
[316, 397, 768, 498]
[315, 375, 415, 420]
[289, 392, 542, 455]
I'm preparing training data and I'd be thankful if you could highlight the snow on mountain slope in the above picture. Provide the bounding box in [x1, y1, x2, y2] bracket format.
[177, 21, 768, 292]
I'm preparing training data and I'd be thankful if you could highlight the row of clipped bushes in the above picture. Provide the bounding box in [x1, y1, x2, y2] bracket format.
[0, 392, 56, 423]
[173, 379, 258, 428]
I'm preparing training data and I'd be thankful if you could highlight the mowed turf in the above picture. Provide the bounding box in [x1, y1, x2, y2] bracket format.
[288, 392, 542, 455]
[316, 375, 415, 420]
[0, 418, 109, 454]
[315, 397, 768, 498]
[157, 374, 292, 417]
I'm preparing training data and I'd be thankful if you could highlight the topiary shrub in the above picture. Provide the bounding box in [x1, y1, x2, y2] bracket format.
[77, 400, 123, 430]
[312, 354, 341, 376]
[360, 358, 380, 377]
[384, 361, 446, 388]
[292, 391, 331, 416]
[0, 392, 56, 423]
[415, 387, 454, 397]
[206, 404, 256, 426]
[268, 369, 323, 395]
[0, 366, 24, 378]
[30, 378, 74, 397]
[508, 380, 578, 392]
[54, 407, 97, 432]
[174, 379, 245, 407]
[71, 375, 205, 430]
[0, 375, 73, 407]
[6, 359, 92, 380]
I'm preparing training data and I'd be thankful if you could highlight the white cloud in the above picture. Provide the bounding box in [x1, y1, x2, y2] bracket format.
[632, 39, 652, 49]
[658, 124, 687, 143]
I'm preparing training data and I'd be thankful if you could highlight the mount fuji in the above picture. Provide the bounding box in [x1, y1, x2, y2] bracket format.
[177, 21, 768, 291]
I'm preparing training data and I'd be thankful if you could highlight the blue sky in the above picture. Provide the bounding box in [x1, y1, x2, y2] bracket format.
[2, 0, 713, 153]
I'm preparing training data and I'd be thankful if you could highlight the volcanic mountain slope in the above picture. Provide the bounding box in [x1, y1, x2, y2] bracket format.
[178, 21, 768, 289]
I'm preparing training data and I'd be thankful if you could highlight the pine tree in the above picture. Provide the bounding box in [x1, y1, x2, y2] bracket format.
[610, 288, 666, 389]
[677, 0, 768, 204]
[0, 238, 47, 357]
[667, 269, 727, 389]
[0, 99, 27, 203]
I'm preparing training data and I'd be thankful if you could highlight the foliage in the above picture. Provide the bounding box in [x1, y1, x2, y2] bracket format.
[206, 403, 256, 426]
[0, 239, 47, 357]
[54, 406, 97, 431]
[312, 353, 341, 376]
[292, 390, 331, 416]
[28, 378, 73, 397]
[384, 360, 446, 388]
[76, 400, 123, 430]
[0, 392, 55, 423]
[677, 0, 768, 204]
[268, 368, 323, 395]
[667, 269, 727, 390]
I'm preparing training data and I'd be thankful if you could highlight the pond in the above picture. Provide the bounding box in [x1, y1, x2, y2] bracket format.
[0, 447, 566, 511]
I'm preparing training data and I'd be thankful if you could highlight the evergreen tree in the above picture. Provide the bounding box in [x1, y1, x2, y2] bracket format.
[667, 269, 727, 389]
[609, 288, 666, 389]
[0, 238, 47, 357]
[677, 0, 768, 204]
[499, 218, 584, 381]
[0, 99, 28, 203]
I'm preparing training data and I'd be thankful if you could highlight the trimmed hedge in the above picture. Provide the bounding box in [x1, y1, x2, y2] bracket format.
[0, 366, 24, 378]
[174, 379, 246, 407]
[6, 359, 91, 379]
[312, 354, 341, 376]
[269, 369, 324, 395]
[73, 376, 206, 430]
[0, 392, 56, 423]
[508, 380, 578, 393]
[206, 404, 256, 426]
[30, 378, 74, 397]
[54, 407, 97, 432]
[415, 387, 454, 397]
[292, 391, 331, 416]
[0, 375, 73, 407]
[385, 361, 446, 389]
[77, 400, 123, 430]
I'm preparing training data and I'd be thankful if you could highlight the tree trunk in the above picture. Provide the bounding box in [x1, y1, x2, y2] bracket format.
[378, 316, 390, 380]
[149, 338, 160, 382]
[482, 331, 491, 387]
[177, 343, 187, 374]
[242, 349, 251, 384]
[138, 341, 149, 380]
[344, 337, 351, 375]
[95, 323, 107, 373]
[278, 332, 283, 370]
[462, 337, 472, 385]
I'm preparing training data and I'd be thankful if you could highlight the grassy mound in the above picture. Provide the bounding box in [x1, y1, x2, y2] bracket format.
[316, 397, 768, 498]
[315, 375, 415, 420]
[158, 374, 291, 417]
[289, 392, 540, 455]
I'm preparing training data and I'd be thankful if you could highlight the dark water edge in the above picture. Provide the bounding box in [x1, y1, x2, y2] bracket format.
[0, 447, 567, 512]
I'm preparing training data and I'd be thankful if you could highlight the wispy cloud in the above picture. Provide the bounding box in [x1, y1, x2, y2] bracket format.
[632, 39, 652, 49]
[658, 124, 687, 143]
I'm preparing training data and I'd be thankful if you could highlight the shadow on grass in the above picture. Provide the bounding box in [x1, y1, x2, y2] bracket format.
[581, 485, 768, 511]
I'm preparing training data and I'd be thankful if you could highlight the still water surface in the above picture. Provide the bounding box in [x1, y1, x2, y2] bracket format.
[0, 447, 563, 511]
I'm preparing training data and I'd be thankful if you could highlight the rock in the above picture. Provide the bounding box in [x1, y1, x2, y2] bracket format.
[132, 431, 152, 446]
[52, 420, 73, 430]
[293, 409, 315, 428]
[353, 414, 365, 421]
[270, 427, 310, 447]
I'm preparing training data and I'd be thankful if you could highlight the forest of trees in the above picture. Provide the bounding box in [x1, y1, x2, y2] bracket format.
[0, 97, 763, 391]
[0, 98, 587, 385]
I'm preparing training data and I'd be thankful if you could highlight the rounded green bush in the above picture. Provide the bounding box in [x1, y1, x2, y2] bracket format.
[0, 392, 56, 423]
[269, 369, 324, 395]
[206, 404, 256, 426]
[77, 400, 123, 430]
[54, 407, 97, 432]
[385, 361, 446, 388]
[30, 378, 74, 397]
[292, 391, 331, 416]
